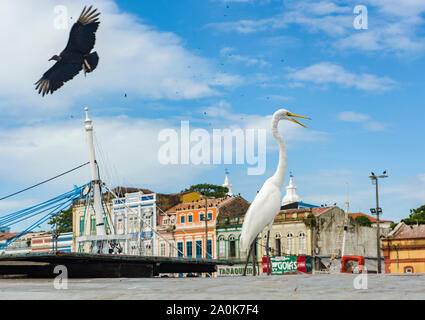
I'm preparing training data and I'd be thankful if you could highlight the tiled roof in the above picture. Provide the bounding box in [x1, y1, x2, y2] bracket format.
[0, 232, 19, 241]
[349, 212, 393, 223]
[166, 196, 238, 213]
[312, 207, 333, 216]
[394, 224, 425, 239]
[112, 186, 155, 197]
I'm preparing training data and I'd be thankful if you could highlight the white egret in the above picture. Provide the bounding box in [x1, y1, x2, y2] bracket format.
[240, 109, 310, 271]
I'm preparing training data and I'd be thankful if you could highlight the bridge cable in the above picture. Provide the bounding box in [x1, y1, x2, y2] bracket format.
[0, 162, 90, 201]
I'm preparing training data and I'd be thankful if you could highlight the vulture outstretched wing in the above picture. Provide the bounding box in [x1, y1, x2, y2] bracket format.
[34, 62, 82, 96]
[64, 6, 101, 54]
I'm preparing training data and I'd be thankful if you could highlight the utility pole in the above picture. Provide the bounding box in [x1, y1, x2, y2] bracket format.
[369, 171, 388, 274]
[84, 108, 106, 247]
[374, 177, 381, 274]
[341, 182, 349, 258]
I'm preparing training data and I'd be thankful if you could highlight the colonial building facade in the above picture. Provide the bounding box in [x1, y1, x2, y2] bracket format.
[382, 223, 425, 274]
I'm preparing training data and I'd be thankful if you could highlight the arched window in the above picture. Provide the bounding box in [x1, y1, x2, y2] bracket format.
[404, 266, 414, 273]
[160, 242, 166, 256]
[229, 235, 236, 257]
[218, 236, 225, 258]
[275, 233, 281, 256]
[299, 232, 306, 255]
[169, 241, 174, 257]
[286, 233, 293, 255]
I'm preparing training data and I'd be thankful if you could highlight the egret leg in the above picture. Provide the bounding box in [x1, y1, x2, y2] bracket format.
[252, 240, 257, 276]
[266, 229, 271, 275]
[243, 243, 252, 276]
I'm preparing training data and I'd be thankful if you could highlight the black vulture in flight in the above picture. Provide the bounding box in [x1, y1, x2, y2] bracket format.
[35, 6, 101, 96]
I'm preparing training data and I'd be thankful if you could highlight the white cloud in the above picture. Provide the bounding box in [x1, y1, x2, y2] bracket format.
[338, 111, 371, 122]
[0, 0, 241, 118]
[202, 101, 328, 147]
[207, 0, 425, 56]
[0, 114, 213, 195]
[287, 62, 396, 92]
[363, 121, 387, 132]
[220, 47, 270, 67]
[338, 111, 387, 132]
[381, 173, 425, 202]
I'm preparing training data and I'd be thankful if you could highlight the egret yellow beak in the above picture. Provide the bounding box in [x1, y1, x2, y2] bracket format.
[287, 112, 311, 128]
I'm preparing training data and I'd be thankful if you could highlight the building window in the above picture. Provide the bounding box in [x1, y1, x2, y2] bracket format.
[196, 240, 202, 258]
[186, 241, 193, 258]
[286, 233, 293, 255]
[229, 235, 236, 258]
[177, 242, 183, 257]
[169, 242, 174, 257]
[188, 214, 193, 223]
[200, 213, 205, 221]
[180, 215, 185, 224]
[160, 242, 166, 256]
[79, 216, 85, 235]
[145, 243, 151, 256]
[299, 232, 306, 255]
[275, 233, 281, 256]
[218, 236, 225, 258]
[90, 216, 96, 235]
[404, 266, 414, 273]
[207, 212, 212, 221]
[207, 240, 212, 259]
[163, 218, 168, 225]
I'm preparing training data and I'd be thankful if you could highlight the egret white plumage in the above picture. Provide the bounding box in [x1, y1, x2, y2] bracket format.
[240, 109, 310, 258]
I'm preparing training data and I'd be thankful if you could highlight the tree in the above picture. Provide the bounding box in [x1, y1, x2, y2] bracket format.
[183, 184, 229, 199]
[355, 215, 372, 227]
[304, 213, 317, 227]
[402, 205, 425, 225]
[48, 207, 73, 233]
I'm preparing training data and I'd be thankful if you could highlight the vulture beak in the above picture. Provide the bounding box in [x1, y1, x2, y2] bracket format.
[287, 112, 311, 128]
[49, 56, 61, 62]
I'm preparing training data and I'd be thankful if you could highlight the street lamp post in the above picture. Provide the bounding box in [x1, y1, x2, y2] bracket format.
[368, 171, 388, 274]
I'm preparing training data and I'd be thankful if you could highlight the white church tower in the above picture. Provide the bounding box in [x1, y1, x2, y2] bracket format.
[282, 173, 302, 205]
[222, 170, 233, 196]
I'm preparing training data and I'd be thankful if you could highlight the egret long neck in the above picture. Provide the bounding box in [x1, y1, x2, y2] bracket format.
[271, 116, 287, 187]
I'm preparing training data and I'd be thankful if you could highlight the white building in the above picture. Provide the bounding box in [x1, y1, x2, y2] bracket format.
[111, 191, 157, 256]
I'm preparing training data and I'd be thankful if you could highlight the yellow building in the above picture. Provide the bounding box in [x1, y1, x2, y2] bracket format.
[72, 197, 114, 253]
[180, 191, 201, 203]
[382, 223, 425, 274]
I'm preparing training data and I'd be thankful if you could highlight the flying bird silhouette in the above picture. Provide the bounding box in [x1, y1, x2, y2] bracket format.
[35, 6, 101, 96]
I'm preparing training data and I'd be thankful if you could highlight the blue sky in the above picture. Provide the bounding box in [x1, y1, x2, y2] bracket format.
[1, 0, 425, 232]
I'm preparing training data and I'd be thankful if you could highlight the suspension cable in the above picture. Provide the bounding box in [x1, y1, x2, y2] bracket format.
[0, 162, 90, 201]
